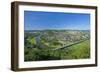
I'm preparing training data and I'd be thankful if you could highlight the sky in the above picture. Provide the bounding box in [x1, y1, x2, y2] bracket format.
[24, 11, 90, 30]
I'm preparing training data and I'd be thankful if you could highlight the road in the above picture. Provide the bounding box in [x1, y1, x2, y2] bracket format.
[35, 33, 89, 50]
[53, 39, 89, 51]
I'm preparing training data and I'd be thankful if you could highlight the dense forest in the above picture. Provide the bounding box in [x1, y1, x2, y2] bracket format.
[24, 30, 90, 61]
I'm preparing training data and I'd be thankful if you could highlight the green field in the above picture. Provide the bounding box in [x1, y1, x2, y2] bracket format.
[24, 38, 90, 61]
[59, 40, 90, 59]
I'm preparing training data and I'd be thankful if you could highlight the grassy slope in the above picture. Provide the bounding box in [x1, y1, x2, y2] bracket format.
[24, 40, 90, 61]
[60, 40, 90, 59]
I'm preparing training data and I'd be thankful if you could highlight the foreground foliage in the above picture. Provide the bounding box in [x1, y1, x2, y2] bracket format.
[24, 40, 90, 61]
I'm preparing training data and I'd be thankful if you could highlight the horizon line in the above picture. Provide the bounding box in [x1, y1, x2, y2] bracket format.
[24, 29, 90, 31]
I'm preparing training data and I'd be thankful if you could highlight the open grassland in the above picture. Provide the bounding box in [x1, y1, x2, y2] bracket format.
[60, 40, 90, 59]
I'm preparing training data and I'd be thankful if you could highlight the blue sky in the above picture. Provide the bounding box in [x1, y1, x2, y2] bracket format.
[24, 11, 90, 30]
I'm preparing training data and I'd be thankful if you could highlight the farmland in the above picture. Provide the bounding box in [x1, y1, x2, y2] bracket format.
[24, 30, 90, 61]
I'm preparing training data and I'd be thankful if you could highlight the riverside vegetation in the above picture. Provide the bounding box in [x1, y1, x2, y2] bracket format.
[24, 30, 90, 61]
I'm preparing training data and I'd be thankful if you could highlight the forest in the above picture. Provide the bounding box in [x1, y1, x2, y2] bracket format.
[24, 30, 90, 61]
